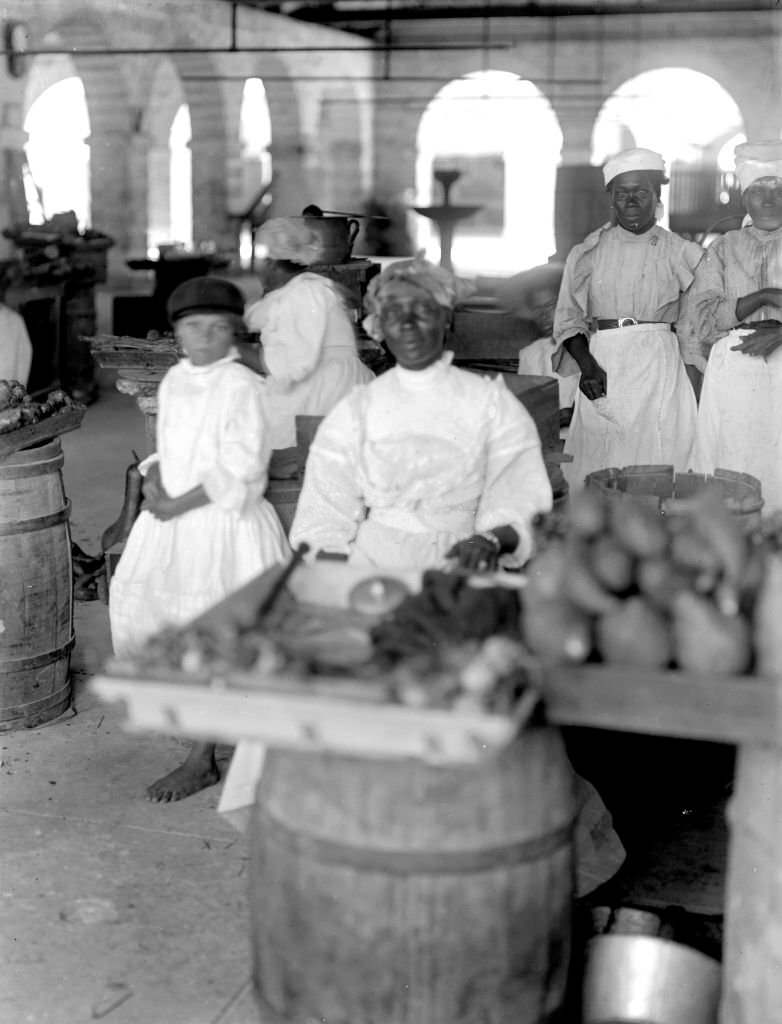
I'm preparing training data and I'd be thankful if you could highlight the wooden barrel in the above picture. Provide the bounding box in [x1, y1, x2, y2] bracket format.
[0, 439, 74, 729]
[249, 730, 576, 1024]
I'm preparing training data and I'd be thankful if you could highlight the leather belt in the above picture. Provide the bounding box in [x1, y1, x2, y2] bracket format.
[595, 318, 672, 330]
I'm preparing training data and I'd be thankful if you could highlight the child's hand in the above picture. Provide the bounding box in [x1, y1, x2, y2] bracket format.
[146, 495, 179, 521]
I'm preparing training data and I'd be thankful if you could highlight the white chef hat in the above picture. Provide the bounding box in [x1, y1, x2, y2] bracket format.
[734, 141, 782, 192]
[603, 147, 667, 188]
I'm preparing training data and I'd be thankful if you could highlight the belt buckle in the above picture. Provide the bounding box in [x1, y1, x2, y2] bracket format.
[617, 316, 638, 328]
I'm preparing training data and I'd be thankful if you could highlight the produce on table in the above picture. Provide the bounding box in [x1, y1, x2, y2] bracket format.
[522, 489, 762, 673]
[0, 380, 78, 433]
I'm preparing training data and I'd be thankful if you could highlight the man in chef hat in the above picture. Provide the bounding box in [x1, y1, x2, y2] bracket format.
[689, 140, 782, 511]
[551, 146, 703, 489]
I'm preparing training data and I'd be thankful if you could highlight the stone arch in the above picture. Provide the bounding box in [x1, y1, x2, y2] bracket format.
[591, 66, 745, 236]
[415, 70, 563, 274]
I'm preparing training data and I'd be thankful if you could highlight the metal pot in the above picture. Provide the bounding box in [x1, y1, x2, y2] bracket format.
[297, 215, 360, 264]
[582, 934, 721, 1024]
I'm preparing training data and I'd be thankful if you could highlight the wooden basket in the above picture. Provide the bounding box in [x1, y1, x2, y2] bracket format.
[90, 562, 528, 764]
[0, 405, 85, 461]
[88, 334, 179, 371]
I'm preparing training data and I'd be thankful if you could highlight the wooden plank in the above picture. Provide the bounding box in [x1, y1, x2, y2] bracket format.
[541, 665, 782, 748]
[90, 674, 518, 764]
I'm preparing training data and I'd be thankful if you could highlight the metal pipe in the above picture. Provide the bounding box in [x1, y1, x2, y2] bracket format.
[284, 0, 781, 18]
[16, 42, 512, 56]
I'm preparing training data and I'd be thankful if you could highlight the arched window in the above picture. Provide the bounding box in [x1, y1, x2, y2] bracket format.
[24, 77, 90, 228]
[169, 104, 192, 250]
[592, 68, 744, 234]
[416, 70, 562, 274]
[238, 78, 273, 267]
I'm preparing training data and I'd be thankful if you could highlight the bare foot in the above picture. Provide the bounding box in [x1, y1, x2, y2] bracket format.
[146, 742, 220, 802]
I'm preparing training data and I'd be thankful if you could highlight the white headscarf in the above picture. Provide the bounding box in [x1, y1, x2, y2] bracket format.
[255, 217, 323, 266]
[602, 147, 667, 188]
[735, 141, 782, 192]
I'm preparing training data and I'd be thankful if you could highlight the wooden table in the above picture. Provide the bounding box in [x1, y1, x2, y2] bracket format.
[543, 665, 781, 1024]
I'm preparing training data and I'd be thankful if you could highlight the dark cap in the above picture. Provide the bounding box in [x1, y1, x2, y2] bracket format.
[167, 276, 245, 323]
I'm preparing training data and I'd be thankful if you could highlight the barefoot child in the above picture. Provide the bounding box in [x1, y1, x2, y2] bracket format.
[109, 276, 289, 801]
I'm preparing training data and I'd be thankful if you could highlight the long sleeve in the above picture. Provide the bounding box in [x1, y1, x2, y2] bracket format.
[553, 239, 594, 347]
[246, 276, 331, 387]
[199, 371, 273, 512]
[685, 238, 735, 359]
[289, 393, 366, 554]
[0, 307, 33, 385]
[473, 378, 553, 563]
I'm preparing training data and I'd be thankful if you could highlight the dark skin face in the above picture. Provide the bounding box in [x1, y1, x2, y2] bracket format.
[378, 286, 449, 370]
[525, 282, 561, 336]
[608, 171, 659, 234]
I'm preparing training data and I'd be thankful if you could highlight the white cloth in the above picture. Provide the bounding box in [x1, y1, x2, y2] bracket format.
[564, 324, 697, 489]
[288, 352, 553, 568]
[735, 140, 782, 192]
[0, 305, 33, 385]
[693, 330, 782, 511]
[554, 223, 701, 490]
[517, 336, 580, 409]
[244, 272, 374, 449]
[685, 223, 782, 509]
[603, 147, 666, 187]
[109, 354, 290, 656]
[683, 224, 782, 370]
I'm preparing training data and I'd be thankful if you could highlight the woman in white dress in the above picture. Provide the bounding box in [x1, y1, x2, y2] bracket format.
[287, 256, 553, 570]
[109, 277, 289, 801]
[244, 217, 374, 452]
[690, 141, 782, 511]
[554, 147, 703, 489]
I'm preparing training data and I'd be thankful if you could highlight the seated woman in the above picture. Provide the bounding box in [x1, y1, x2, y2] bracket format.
[690, 140, 782, 511]
[244, 217, 374, 457]
[220, 256, 625, 897]
[288, 255, 552, 570]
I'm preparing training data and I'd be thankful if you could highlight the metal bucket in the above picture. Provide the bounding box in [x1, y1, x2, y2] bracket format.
[582, 934, 721, 1024]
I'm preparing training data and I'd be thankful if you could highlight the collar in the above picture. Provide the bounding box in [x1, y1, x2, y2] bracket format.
[180, 348, 240, 375]
[394, 350, 454, 387]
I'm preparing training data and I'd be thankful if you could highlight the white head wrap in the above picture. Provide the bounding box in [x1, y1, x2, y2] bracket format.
[603, 147, 667, 188]
[255, 217, 323, 266]
[734, 141, 782, 192]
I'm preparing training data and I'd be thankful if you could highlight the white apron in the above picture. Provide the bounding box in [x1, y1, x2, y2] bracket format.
[564, 323, 697, 490]
[693, 329, 782, 512]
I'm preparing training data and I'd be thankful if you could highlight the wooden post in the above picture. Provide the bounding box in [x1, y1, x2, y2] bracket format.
[721, 554, 782, 1023]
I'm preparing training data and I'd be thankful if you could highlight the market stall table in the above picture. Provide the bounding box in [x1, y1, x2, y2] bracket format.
[91, 554, 782, 1024]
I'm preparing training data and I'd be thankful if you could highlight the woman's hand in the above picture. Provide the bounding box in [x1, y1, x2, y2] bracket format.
[446, 534, 502, 571]
[730, 322, 782, 360]
[564, 333, 607, 401]
[578, 357, 607, 400]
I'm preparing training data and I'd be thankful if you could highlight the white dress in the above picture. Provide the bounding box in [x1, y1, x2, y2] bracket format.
[689, 225, 782, 511]
[0, 304, 33, 385]
[288, 352, 553, 568]
[554, 223, 702, 490]
[109, 354, 290, 657]
[219, 354, 553, 823]
[244, 272, 374, 449]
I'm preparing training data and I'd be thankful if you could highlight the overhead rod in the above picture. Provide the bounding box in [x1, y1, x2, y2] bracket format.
[181, 74, 601, 83]
[286, 0, 781, 17]
[17, 43, 511, 56]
